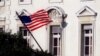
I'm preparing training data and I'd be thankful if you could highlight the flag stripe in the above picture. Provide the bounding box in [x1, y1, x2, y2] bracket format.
[27, 18, 50, 26]
[30, 13, 48, 18]
[27, 20, 50, 28]
[27, 21, 50, 29]
[31, 12, 48, 18]
[29, 22, 49, 31]
[26, 20, 50, 27]
[29, 22, 50, 31]
[31, 16, 49, 21]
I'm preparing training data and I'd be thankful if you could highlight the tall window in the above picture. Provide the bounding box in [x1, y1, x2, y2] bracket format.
[47, 7, 66, 56]
[19, 27, 28, 36]
[76, 6, 96, 56]
[49, 25, 61, 56]
[81, 24, 93, 56]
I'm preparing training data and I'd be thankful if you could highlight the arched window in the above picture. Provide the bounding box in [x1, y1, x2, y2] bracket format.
[47, 6, 67, 56]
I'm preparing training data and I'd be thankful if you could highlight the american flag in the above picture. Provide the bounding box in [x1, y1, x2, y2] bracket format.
[16, 9, 52, 31]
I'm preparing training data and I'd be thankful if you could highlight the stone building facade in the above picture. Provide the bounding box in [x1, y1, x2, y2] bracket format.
[0, 0, 100, 56]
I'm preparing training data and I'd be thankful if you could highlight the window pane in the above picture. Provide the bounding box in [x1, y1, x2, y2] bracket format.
[85, 30, 89, 34]
[19, 27, 24, 31]
[81, 24, 93, 56]
[19, 27, 27, 36]
[50, 25, 61, 56]
[85, 37, 89, 45]
[52, 26, 61, 33]
[85, 46, 89, 55]
[54, 33, 58, 35]
[24, 30, 27, 36]
[54, 38, 57, 46]
[54, 47, 57, 55]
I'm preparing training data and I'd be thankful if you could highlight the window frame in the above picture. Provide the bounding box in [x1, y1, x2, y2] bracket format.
[19, 27, 29, 36]
[47, 7, 66, 56]
[80, 24, 94, 56]
[49, 25, 62, 56]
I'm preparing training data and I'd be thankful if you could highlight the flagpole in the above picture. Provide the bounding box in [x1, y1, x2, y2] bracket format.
[16, 12, 44, 52]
